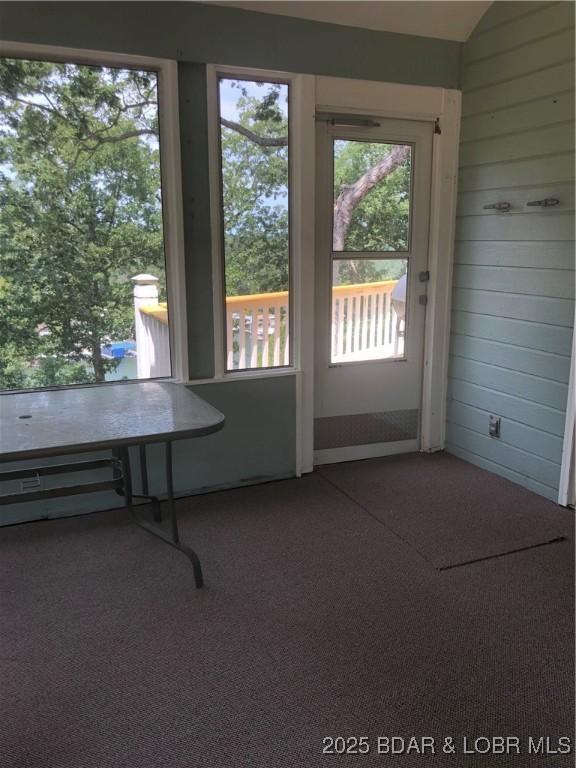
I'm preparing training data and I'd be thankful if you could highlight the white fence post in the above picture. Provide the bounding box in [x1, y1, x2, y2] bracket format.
[132, 274, 159, 379]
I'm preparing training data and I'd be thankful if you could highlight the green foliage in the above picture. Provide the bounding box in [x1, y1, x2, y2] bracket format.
[29, 356, 96, 387]
[334, 140, 411, 253]
[0, 343, 29, 389]
[220, 89, 411, 295]
[221, 81, 289, 297]
[333, 140, 410, 284]
[0, 58, 164, 389]
[333, 259, 406, 287]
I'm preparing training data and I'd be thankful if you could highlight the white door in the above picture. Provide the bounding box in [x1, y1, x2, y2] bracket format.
[314, 117, 433, 464]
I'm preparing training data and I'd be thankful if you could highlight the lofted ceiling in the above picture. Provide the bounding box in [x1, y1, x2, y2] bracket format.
[199, 1, 493, 42]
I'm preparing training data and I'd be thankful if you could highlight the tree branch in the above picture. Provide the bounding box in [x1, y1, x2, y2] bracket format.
[81, 99, 156, 143]
[8, 96, 66, 122]
[8, 94, 286, 151]
[333, 144, 410, 250]
[82, 128, 157, 149]
[220, 118, 287, 147]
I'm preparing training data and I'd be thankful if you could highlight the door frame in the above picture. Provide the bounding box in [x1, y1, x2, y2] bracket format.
[313, 117, 433, 465]
[298, 77, 461, 473]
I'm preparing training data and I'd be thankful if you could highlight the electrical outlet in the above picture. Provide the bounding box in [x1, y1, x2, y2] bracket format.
[489, 415, 501, 438]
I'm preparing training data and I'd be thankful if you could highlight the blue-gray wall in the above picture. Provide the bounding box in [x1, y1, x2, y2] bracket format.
[0, 2, 460, 88]
[446, 1, 575, 501]
[0, 2, 461, 524]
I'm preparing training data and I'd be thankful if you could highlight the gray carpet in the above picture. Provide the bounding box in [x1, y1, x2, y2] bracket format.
[0, 453, 574, 768]
[319, 453, 567, 569]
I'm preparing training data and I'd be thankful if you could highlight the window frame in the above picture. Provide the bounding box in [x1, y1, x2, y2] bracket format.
[0, 40, 189, 391]
[327, 126, 417, 366]
[207, 64, 313, 382]
[216, 70, 292, 374]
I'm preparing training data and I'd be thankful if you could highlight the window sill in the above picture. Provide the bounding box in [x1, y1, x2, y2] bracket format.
[185, 368, 299, 386]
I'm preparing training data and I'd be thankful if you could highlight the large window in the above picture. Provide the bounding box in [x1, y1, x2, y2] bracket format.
[218, 77, 290, 371]
[0, 56, 172, 390]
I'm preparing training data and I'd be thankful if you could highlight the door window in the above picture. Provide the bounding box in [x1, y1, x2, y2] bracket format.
[331, 259, 408, 362]
[330, 138, 413, 363]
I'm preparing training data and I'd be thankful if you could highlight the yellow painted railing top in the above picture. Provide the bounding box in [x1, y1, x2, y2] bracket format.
[139, 302, 168, 324]
[334, 279, 397, 293]
[139, 279, 398, 324]
[225, 290, 289, 306]
[224, 280, 397, 306]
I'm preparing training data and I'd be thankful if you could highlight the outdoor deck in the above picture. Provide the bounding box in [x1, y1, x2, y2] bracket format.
[132, 276, 405, 375]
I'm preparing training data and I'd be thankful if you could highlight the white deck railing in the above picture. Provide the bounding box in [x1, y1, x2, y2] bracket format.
[132, 276, 404, 377]
[331, 279, 403, 362]
[226, 291, 290, 370]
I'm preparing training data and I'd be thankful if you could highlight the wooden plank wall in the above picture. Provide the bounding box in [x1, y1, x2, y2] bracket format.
[446, 1, 575, 501]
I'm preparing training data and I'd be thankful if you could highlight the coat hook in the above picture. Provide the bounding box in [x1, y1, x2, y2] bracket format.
[483, 202, 511, 212]
[526, 198, 560, 207]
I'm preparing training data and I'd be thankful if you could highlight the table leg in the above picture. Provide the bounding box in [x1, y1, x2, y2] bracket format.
[120, 446, 133, 507]
[138, 444, 162, 523]
[122, 443, 204, 589]
[166, 441, 180, 543]
[164, 441, 204, 588]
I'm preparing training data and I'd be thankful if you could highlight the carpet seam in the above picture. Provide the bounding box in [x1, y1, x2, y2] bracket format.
[316, 467, 567, 573]
[316, 469, 437, 570]
[438, 536, 567, 570]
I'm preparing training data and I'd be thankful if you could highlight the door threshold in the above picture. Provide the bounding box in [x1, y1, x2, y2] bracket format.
[314, 439, 419, 466]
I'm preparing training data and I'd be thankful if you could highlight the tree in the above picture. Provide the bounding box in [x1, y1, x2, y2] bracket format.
[333, 140, 411, 252]
[332, 139, 410, 285]
[220, 82, 290, 297]
[0, 59, 164, 387]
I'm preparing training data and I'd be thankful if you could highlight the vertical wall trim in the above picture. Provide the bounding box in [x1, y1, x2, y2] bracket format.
[558, 325, 575, 506]
[421, 89, 462, 452]
[292, 75, 316, 475]
[206, 64, 226, 379]
[159, 60, 189, 382]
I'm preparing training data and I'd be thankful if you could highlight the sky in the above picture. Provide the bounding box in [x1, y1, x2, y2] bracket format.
[219, 77, 289, 212]
[219, 77, 288, 122]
